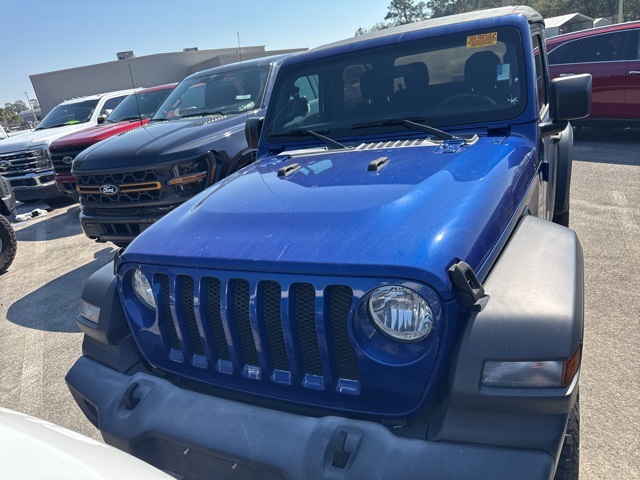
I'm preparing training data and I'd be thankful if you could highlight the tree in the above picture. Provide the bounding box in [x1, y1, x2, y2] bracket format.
[385, 0, 430, 24]
[0, 108, 20, 125]
[356, 0, 429, 35]
[4, 100, 28, 114]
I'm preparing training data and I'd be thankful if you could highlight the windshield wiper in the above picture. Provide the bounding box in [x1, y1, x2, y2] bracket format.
[35, 123, 71, 130]
[270, 129, 349, 150]
[109, 116, 146, 123]
[180, 110, 225, 119]
[350, 117, 461, 142]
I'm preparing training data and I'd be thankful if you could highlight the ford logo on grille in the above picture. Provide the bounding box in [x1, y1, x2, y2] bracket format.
[100, 184, 119, 195]
[62, 156, 74, 165]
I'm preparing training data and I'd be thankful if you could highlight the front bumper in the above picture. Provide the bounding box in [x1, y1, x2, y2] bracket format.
[8, 171, 60, 202]
[67, 356, 556, 480]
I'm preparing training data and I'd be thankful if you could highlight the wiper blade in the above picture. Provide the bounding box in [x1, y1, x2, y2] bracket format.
[180, 110, 224, 119]
[112, 116, 145, 122]
[351, 117, 461, 142]
[270, 129, 348, 150]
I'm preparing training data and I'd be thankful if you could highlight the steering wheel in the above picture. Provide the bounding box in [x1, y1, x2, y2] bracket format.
[436, 93, 496, 108]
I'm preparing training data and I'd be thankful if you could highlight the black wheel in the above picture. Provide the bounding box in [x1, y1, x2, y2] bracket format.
[0, 215, 17, 275]
[436, 93, 496, 108]
[553, 209, 570, 228]
[555, 397, 580, 480]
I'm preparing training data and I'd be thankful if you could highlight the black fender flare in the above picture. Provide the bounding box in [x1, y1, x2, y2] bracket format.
[449, 215, 583, 414]
[553, 122, 574, 216]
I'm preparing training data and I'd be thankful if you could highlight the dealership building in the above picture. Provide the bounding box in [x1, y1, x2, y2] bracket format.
[30, 46, 306, 115]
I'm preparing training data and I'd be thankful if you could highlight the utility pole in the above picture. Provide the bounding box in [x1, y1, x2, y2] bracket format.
[618, 0, 624, 22]
[24, 91, 38, 124]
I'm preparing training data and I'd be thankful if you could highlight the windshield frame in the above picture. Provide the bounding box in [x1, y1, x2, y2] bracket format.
[105, 88, 174, 123]
[150, 65, 271, 122]
[36, 99, 99, 130]
[263, 26, 528, 145]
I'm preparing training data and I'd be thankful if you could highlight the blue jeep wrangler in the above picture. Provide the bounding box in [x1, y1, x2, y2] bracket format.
[67, 7, 591, 479]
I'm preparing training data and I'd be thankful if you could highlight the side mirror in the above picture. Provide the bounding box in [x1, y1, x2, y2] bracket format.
[245, 117, 264, 150]
[541, 73, 592, 136]
[551, 74, 592, 121]
[97, 117, 106, 125]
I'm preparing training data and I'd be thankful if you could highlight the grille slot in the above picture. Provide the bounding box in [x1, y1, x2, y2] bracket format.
[231, 279, 259, 367]
[293, 283, 323, 377]
[146, 272, 359, 394]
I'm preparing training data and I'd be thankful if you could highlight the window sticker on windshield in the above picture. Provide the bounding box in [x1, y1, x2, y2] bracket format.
[467, 32, 498, 48]
[497, 63, 511, 81]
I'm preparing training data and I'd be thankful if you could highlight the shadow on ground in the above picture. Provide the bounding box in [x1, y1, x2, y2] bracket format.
[6, 248, 114, 332]
[14, 204, 82, 242]
[574, 127, 640, 166]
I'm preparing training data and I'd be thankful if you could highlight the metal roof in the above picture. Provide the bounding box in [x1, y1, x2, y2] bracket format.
[545, 13, 593, 29]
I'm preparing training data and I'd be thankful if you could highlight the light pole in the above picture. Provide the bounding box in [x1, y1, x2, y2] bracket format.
[618, 0, 624, 22]
[24, 92, 38, 124]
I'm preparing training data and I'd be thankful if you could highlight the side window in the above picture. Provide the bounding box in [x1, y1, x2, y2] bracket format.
[631, 29, 640, 60]
[101, 96, 126, 116]
[574, 32, 627, 63]
[533, 34, 548, 111]
[548, 40, 580, 65]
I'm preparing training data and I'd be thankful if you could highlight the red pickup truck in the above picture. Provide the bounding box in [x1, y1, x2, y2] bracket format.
[49, 83, 176, 198]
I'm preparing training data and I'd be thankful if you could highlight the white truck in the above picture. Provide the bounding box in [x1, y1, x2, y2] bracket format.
[0, 90, 134, 202]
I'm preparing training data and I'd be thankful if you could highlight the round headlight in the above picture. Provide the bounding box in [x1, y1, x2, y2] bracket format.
[132, 269, 156, 310]
[368, 286, 434, 342]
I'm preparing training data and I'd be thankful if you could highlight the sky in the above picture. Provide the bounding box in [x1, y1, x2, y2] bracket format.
[1, 0, 392, 109]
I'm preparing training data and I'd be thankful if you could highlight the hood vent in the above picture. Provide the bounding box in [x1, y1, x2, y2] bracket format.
[356, 138, 437, 150]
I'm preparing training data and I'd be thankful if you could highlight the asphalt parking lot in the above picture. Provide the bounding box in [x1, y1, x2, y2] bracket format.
[0, 127, 638, 478]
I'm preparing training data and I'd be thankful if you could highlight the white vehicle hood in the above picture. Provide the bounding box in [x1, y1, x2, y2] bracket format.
[0, 124, 89, 152]
[0, 407, 171, 479]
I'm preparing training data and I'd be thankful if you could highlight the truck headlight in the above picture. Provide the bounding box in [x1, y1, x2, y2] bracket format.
[168, 157, 209, 196]
[28, 147, 52, 169]
[368, 286, 434, 342]
[132, 269, 156, 310]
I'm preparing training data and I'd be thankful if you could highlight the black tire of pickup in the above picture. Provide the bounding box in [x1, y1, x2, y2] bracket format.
[0, 215, 17, 275]
[554, 397, 580, 480]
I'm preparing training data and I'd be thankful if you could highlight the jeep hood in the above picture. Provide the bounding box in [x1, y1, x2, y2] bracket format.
[73, 114, 249, 172]
[51, 120, 147, 148]
[0, 124, 88, 152]
[125, 136, 535, 297]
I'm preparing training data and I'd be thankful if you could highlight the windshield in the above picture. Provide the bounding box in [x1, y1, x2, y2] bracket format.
[106, 88, 174, 123]
[264, 27, 526, 142]
[36, 99, 99, 129]
[151, 66, 269, 121]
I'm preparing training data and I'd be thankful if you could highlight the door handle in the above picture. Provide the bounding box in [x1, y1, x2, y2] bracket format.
[559, 73, 575, 77]
[629, 70, 640, 74]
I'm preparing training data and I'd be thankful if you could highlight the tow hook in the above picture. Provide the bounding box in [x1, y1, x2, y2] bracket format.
[123, 382, 140, 410]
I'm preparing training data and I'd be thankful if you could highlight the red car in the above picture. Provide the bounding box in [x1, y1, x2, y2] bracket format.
[546, 21, 640, 127]
[49, 83, 177, 198]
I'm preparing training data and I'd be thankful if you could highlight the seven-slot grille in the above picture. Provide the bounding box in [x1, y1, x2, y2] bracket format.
[148, 272, 360, 395]
[76, 169, 164, 203]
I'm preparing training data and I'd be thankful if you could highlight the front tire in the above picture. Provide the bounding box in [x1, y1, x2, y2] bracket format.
[0, 215, 17, 274]
[554, 397, 580, 480]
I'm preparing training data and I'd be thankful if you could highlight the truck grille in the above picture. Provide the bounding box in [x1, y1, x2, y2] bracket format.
[156, 273, 359, 384]
[76, 169, 165, 203]
[0, 150, 48, 177]
[50, 145, 85, 174]
[127, 269, 363, 404]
